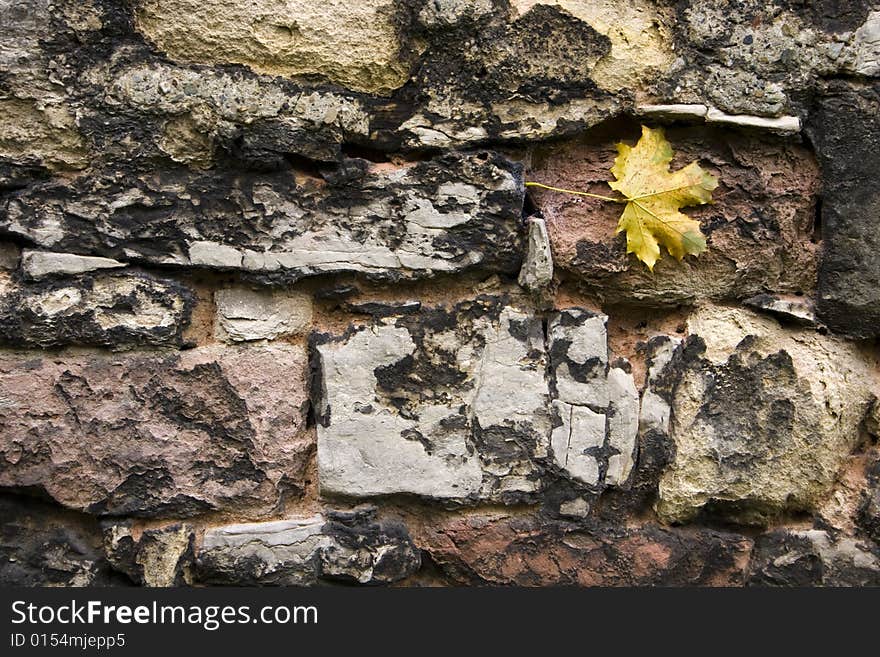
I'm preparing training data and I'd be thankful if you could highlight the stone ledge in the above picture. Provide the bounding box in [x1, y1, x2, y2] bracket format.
[21, 250, 126, 280]
[637, 104, 801, 134]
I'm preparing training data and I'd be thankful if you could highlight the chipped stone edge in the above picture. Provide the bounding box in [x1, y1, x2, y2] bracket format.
[517, 216, 553, 292]
[21, 250, 127, 280]
[638, 104, 801, 134]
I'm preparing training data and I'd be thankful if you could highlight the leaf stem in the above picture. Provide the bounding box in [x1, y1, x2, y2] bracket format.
[627, 185, 701, 201]
[525, 181, 623, 203]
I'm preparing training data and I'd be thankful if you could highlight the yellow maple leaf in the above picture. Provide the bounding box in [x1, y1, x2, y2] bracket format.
[609, 126, 717, 270]
[527, 126, 718, 271]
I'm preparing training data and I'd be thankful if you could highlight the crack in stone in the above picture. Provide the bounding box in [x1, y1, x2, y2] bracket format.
[564, 402, 574, 469]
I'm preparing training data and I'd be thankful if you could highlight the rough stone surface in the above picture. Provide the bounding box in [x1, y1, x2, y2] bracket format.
[0, 0, 89, 174]
[215, 287, 312, 342]
[650, 306, 880, 525]
[3, 0, 880, 589]
[852, 10, 880, 76]
[21, 250, 126, 280]
[0, 243, 21, 270]
[0, 495, 125, 587]
[398, 3, 622, 149]
[0, 345, 312, 517]
[135, 0, 413, 95]
[748, 530, 880, 586]
[108, 62, 371, 165]
[103, 523, 194, 587]
[0, 271, 194, 348]
[858, 453, 880, 546]
[558, 496, 591, 518]
[314, 297, 551, 502]
[511, 1, 675, 92]
[547, 309, 638, 488]
[811, 450, 878, 538]
[529, 125, 820, 306]
[806, 81, 880, 338]
[0, 0, 876, 186]
[517, 217, 553, 293]
[551, 402, 604, 486]
[412, 511, 752, 586]
[743, 293, 817, 326]
[2, 152, 524, 282]
[196, 509, 420, 585]
[314, 300, 640, 502]
[672, 0, 869, 117]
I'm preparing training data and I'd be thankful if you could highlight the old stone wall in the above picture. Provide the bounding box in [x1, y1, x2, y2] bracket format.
[2, 0, 880, 587]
